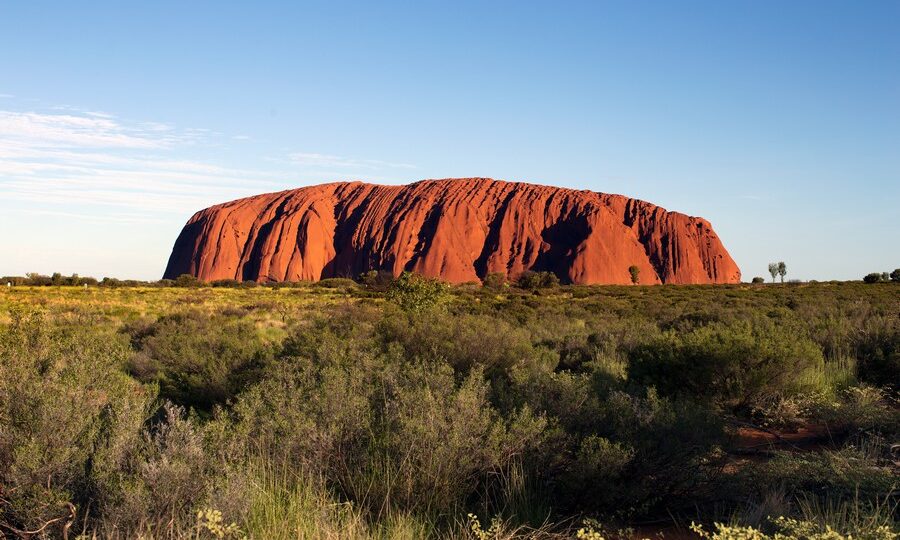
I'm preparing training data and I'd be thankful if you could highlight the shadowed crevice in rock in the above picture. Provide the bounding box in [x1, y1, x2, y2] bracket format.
[323, 190, 372, 278]
[404, 203, 444, 273]
[534, 212, 591, 284]
[473, 189, 518, 278]
[240, 196, 291, 282]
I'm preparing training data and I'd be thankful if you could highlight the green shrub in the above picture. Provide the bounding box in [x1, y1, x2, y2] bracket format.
[217, 347, 545, 518]
[863, 273, 885, 284]
[854, 315, 899, 391]
[379, 310, 555, 375]
[565, 435, 635, 499]
[482, 272, 508, 289]
[361, 363, 546, 515]
[794, 492, 899, 540]
[386, 272, 449, 312]
[210, 459, 392, 539]
[810, 386, 899, 438]
[98, 403, 209, 535]
[745, 445, 896, 503]
[359, 270, 394, 291]
[629, 318, 825, 412]
[316, 277, 359, 289]
[174, 273, 203, 287]
[126, 311, 273, 411]
[211, 278, 242, 288]
[0, 308, 153, 535]
[586, 389, 725, 515]
[628, 265, 640, 285]
[516, 271, 560, 290]
[693, 516, 897, 540]
[513, 368, 724, 516]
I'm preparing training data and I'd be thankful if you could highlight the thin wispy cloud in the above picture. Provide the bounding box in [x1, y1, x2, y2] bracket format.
[0, 108, 285, 221]
[1, 104, 419, 235]
[0, 111, 165, 149]
[140, 121, 174, 132]
[22, 208, 169, 225]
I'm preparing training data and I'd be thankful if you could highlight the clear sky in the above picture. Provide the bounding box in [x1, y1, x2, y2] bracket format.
[1, 1, 897, 281]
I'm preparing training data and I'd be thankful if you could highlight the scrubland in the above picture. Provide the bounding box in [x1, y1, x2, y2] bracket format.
[0, 278, 897, 539]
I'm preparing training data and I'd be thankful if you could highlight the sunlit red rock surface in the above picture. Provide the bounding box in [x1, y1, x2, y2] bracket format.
[163, 178, 741, 285]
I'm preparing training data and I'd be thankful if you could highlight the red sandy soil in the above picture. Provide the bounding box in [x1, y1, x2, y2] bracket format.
[733, 424, 831, 452]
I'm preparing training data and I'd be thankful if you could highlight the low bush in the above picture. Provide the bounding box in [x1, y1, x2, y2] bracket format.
[629, 318, 825, 413]
[810, 386, 900, 438]
[98, 403, 209, 534]
[0, 308, 153, 536]
[386, 272, 449, 312]
[482, 272, 508, 289]
[215, 349, 546, 519]
[174, 273, 203, 287]
[211, 278, 243, 287]
[744, 445, 896, 503]
[316, 277, 359, 289]
[516, 271, 560, 290]
[126, 310, 273, 411]
[379, 310, 555, 374]
[359, 269, 395, 291]
[854, 315, 899, 391]
[693, 516, 897, 540]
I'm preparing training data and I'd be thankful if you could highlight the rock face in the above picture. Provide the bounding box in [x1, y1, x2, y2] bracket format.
[164, 178, 741, 285]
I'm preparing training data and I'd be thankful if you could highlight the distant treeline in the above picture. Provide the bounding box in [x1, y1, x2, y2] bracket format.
[3, 273, 100, 287]
[2, 270, 563, 290]
[3, 273, 263, 288]
[4, 268, 898, 289]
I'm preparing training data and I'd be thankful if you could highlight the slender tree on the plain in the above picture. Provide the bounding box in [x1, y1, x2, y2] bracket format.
[768, 263, 779, 283]
[628, 265, 640, 285]
[777, 261, 787, 283]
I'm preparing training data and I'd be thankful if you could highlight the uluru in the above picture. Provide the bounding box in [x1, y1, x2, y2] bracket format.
[163, 178, 741, 285]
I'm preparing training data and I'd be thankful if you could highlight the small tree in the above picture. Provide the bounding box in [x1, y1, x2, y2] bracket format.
[174, 273, 202, 288]
[751, 276, 765, 284]
[482, 272, 507, 289]
[628, 265, 640, 285]
[211, 279, 242, 288]
[768, 263, 779, 283]
[359, 269, 393, 291]
[516, 271, 560, 290]
[387, 272, 448, 312]
[891, 268, 900, 282]
[863, 272, 883, 284]
[777, 261, 787, 283]
[359, 270, 379, 288]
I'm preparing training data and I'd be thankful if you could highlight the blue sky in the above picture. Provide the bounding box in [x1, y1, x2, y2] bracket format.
[1, 1, 897, 281]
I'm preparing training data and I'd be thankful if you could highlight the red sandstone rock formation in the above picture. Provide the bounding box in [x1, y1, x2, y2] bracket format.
[163, 178, 741, 285]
